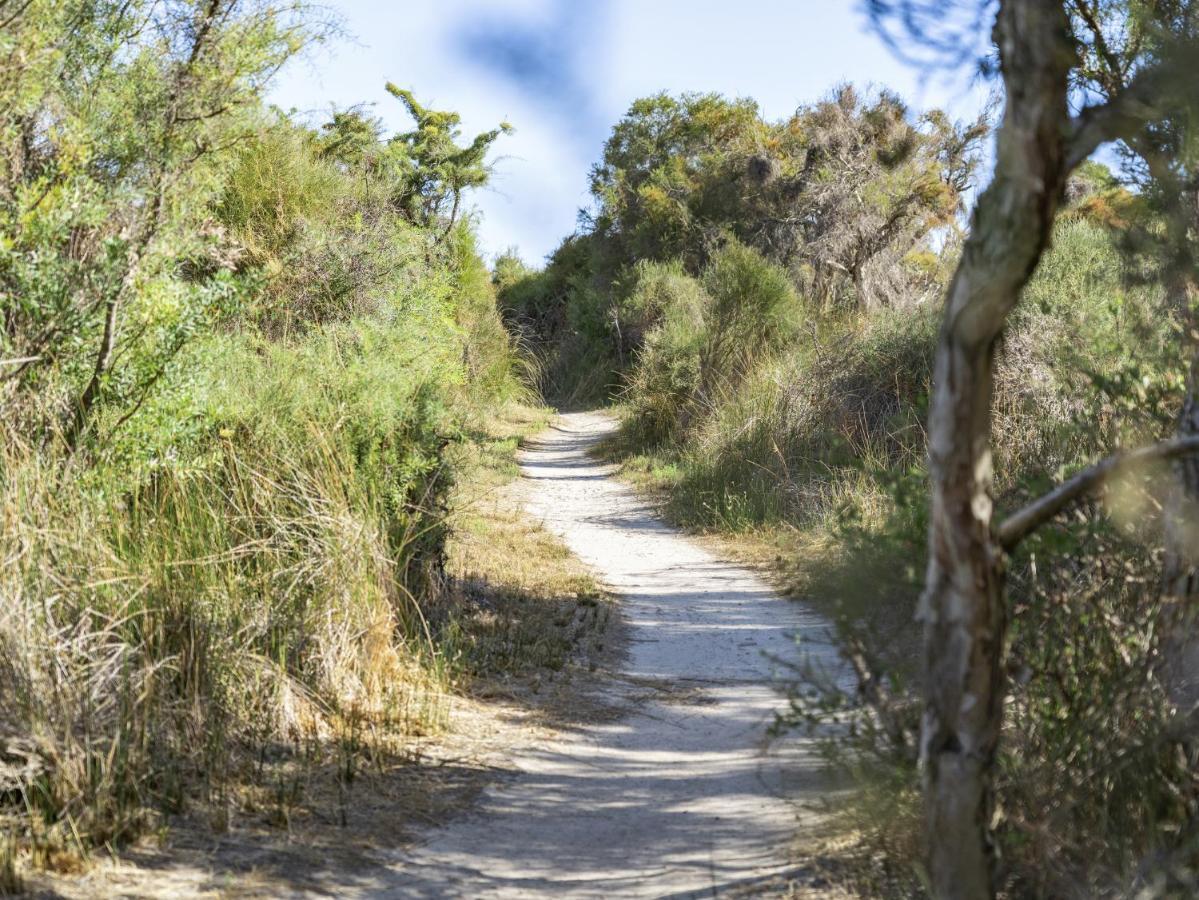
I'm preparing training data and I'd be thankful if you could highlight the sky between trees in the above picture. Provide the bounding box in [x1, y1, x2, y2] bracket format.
[269, 0, 992, 263]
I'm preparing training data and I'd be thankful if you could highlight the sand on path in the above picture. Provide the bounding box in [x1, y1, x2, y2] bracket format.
[384, 411, 843, 898]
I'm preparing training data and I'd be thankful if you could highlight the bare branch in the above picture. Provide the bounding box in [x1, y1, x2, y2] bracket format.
[997, 436, 1199, 551]
[0, 356, 41, 368]
[0, 0, 35, 31]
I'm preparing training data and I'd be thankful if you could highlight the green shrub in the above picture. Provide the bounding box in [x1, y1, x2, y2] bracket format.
[495, 236, 619, 408]
[621, 243, 802, 449]
[701, 241, 803, 360]
[621, 262, 709, 444]
[586, 196, 1198, 893]
[0, 7, 523, 865]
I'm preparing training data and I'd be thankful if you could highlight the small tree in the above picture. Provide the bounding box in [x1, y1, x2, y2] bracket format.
[0, 0, 317, 452]
[869, 0, 1199, 896]
[384, 84, 511, 238]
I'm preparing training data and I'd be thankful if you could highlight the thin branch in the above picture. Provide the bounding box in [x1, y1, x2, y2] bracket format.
[106, 356, 176, 438]
[0, 355, 41, 368]
[997, 436, 1199, 551]
[0, 0, 34, 31]
[1069, 0, 1125, 92]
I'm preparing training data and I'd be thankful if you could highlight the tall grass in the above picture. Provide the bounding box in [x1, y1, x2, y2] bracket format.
[601, 219, 1196, 894]
[0, 43, 537, 884]
[1, 342, 448, 864]
[0, 234, 533, 876]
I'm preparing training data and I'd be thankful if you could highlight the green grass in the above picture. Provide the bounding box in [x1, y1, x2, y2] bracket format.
[594, 219, 1196, 895]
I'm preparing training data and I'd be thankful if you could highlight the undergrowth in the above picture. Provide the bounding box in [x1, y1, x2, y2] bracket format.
[575, 209, 1194, 896]
[0, 14, 575, 882]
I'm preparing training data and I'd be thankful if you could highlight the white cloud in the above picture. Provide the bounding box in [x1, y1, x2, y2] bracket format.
[271, 1, 991, 265]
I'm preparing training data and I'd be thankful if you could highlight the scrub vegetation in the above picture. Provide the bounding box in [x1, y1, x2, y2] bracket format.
[0, 1, 606, 888]
[499, 20, 1199, 894]
[8, 1, 1199, 898]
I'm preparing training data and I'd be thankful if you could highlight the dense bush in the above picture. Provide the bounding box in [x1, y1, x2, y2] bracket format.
[0, 0, 523, 872]
[620, 243, 801, 447]
[497, 86, 984, 408]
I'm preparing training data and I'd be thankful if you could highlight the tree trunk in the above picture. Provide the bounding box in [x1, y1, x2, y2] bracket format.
[61, 287, 121, 453]
[442, 189, 461, 241]
[919, 2, 1075, 896]
[1161, 184, 1199, 720]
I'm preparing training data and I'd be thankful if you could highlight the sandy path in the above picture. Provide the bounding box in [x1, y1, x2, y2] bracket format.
[37, 411, 843, 899]
[383, 411, 843, 898]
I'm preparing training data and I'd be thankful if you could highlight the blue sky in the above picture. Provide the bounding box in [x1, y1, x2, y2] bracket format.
[270, 1, 992, 264]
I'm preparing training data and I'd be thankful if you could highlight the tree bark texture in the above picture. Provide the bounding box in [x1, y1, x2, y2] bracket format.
[919, 3, 1075, 896]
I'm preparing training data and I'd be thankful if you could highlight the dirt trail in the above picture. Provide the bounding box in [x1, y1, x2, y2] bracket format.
[382, 411, 844, 897]
[35, 411, 844, 899]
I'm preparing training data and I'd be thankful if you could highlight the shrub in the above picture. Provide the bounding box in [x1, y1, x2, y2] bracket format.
[621, 262, 710, 444]
[0, 9, 523, 863]
[0, 355, 452, 860]
[589, 197, 1197, 893]
[621, 243, 802, 449]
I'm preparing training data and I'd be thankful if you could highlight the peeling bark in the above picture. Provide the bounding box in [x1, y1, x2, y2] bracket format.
[920, 3, 1075, 896]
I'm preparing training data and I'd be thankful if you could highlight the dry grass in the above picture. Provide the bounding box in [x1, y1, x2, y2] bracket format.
[12, 403, 620, 897]
[442, 405, 619, 697]
[0, 419, 454, 890]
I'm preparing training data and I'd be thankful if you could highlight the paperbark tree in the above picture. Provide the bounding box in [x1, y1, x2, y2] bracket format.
[917, 7, 1075, 894]
[869, 0, 1199, 895]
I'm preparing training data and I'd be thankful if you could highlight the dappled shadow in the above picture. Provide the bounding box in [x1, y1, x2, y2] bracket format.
[55, 409, 846, 899]
[382, 671, 840, 898]
[26, 752, 510, 899]
[375, 411, 849, 897]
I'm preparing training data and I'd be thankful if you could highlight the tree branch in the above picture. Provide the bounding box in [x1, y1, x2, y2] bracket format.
[1069, 0, 1126, 93]
[1065, 50, 1198, 172]
[996, 436, 1199, 551]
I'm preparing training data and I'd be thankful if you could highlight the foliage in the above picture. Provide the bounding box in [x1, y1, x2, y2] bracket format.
[217, 117, 420, 333]
[0, 0, 316, 447]
[588, 86, 984, 309]
[621, 243, 801, 447]
[383, 84, 512, 236]
[590, 174, 1196, 894]
[500, 85, 985, 407]
[495, 235, 615, 407]
[0, 0, 525, 874]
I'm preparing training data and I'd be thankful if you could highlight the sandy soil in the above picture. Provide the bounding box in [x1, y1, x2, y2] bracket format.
[28, 411, 845, 899]
[378, 412, 845, 897]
